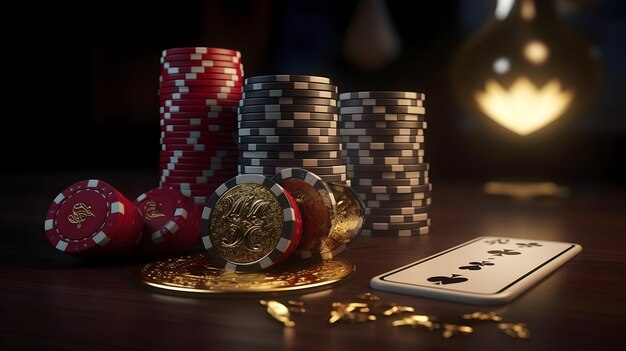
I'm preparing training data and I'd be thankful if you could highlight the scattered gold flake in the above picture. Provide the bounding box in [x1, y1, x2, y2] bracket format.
[382, 304, 415, 316]
[498, 323, 530, 339]
[329, 302, 377, 324]
[287, 300, 306, 313]
[462, 311, 503, 321]
[260, 300, 295, 327]
[392, 315, 438, 331]
[442, 324, 473, 338]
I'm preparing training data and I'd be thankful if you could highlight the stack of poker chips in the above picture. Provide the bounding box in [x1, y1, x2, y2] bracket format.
[339, 91, 431, 237]
[237, 75, 348, 184]
[158, 47, 244, 206]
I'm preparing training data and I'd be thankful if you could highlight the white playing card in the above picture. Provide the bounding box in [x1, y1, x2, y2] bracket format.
[370, 236, 582, 305]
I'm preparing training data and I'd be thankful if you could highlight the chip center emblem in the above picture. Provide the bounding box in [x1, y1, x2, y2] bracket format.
[67, 203, 95, 229]
[143, 200, 166, 220]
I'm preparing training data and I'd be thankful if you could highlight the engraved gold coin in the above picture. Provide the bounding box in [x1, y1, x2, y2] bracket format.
[319, 182, 365, 259]
[139, 253, 355, 294]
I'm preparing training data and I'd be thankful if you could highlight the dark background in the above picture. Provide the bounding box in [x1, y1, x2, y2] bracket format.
[1, 0, 624, 183]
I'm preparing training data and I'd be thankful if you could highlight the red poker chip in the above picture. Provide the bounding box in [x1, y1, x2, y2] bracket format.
[159, 72, 240, 82]
[160, 53, 241, 64]
[160, 174, 234, 183]
[161, 59, 243, 69]
[159, 79, 242, 88]
[159, 119, 238, 128]
[160, 149, 238, 158]
[159, 93, 242, 101]
[44, 179, 142, 257]
[159, 155, 239, 164]
[160, 162, 237, 171]
[134, 186, 201, 256]
[160, 67, 243, 77]
[274, 190, 303, 264]
[162, 47, 241, 58]
[160, 133, 239, 143]
[161, 143, 235, 151]
[160, 105, 239, 113]
[158, 85, 240, 95]
[160, 168, 237, 178]
[159, 124, 238, 134]
[159, 110, 237, 119]
[160, 135, 236, 144]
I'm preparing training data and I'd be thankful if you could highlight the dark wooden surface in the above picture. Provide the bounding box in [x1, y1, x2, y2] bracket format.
[1, 171, 625, 350]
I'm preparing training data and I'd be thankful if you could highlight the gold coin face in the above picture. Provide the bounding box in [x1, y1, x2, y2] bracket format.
[208, 183, 284, 264]
[139, 254, 355, 294]
[320, 183, 365, 258]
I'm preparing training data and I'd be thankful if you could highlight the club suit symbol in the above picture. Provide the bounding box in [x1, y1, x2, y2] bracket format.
[488, 249, 522, 257]
[459, 261, 495, 270]
[427, 274, 468, 285]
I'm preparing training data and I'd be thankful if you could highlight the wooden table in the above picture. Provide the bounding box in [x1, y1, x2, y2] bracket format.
[1, 171, 624, 350]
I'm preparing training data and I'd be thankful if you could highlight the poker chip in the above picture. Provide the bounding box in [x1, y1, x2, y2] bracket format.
[339, 91, 425, 100]
[271, 168, 336, 258]
[342, 149, 425, 157]
[161, 162, 237, 171]
[162, 60, 244, 70]
[362, 219, 431, 231]
[159, 149, 237, 158]
[364, 198, 431, 209]
[240, 97, 337, 107]
[243, 81, 338, 93]
[360, 226, 429, 237]
[339, 105, 425, 115]
[238, 135, 342, 144]
[239, 164, 346, 175]
[160, 79, 241, 88]
[353, 183, 432, 195]
[237, 112, 338, 122]
[354, 171, 429, 180]
[159, 156, 239, 165]
[201, 174, 303, 271]
[346, 163, 429, 172]
[242, 89, 337, 99]
[159, 92, 241, 101]
[343, 142, 425, 150]
[358, 191, 431, 202]
[160, 105, 238, 114]
[158, 85, 239, 95]
[238, 119, 337, 129]
[134, 186, 201, 257]
[342, 156, 424, 165]
[339, 113, 426, 122]
[340, 120, 428, 129]
[240, 157, 344, 167]
[366, 212, 429, 224]
[160, 131, 239, 141]
[44, 179, 142, 257]
[340, 128, 426, 137]
[340, 135, 425, 143]
[162, 47, 241, 57]
[238, 127, 337, 137]
[339, 98, 423, 107]
[353, 177, 430, 187]
[245, 74, 332, 85]
[161, 168, 237, 178]
[160, 53, 241, 64]
[161, 66, 242, 75]
[160, 175, 234, 184]
[241, 150, 340, 159]
[238, 104, 338, 114]
[159, 72, 240, 82]
[238, 143, 342, 152]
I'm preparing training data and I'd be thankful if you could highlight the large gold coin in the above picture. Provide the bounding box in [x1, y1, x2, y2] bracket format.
[139, 254, 355, 294]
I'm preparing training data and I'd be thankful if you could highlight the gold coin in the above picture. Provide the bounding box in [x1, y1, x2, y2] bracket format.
[207, 182, 284, 265]
[319, 182, 366, 259]
[139, 254, 355, 294]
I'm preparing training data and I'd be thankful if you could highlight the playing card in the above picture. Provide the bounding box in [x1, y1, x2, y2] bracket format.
[370, 236, 582, 305]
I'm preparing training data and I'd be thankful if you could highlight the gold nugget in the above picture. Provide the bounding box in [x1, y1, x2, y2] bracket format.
[356, 292, 380, 301]
[462, 311, 502, 321]
[260, 300, 295, 327]
[382, 303, 415, 316]
[329, 302, 376, 324]
[441, 324, 473, 338]
[392, 315, 438, 331]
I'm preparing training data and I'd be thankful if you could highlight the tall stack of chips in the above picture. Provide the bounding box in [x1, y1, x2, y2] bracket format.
[237, 75, 348, 184]
[339, 91, 431, 237]
[158, 47, 244, 206]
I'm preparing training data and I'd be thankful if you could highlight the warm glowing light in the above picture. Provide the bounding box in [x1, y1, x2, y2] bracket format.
[474, 77, 574, 135]
[524, 40, 549, 64]
[493, 57, 510, 74]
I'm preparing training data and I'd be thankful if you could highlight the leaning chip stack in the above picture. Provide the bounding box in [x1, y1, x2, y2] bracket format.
[237, 75, 347, 184]
[339, 91, 431, 237]
[44, 179, 143, 258]
[158, 47, 244, 206]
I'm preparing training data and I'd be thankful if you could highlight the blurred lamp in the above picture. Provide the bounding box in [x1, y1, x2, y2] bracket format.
[452, 0, 603, 136]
